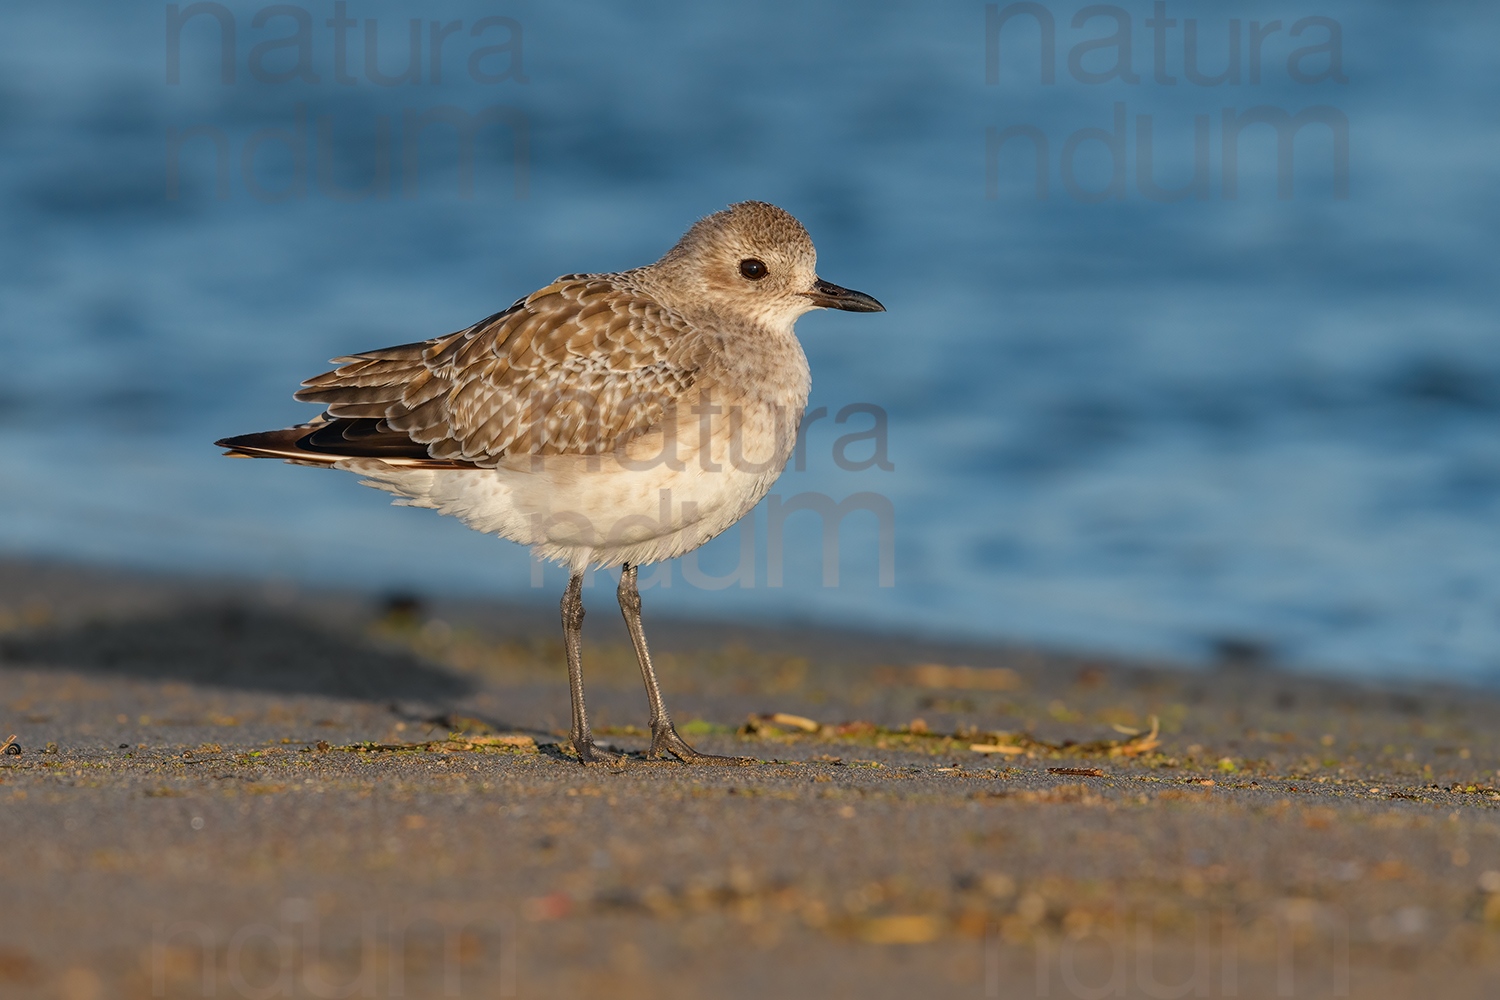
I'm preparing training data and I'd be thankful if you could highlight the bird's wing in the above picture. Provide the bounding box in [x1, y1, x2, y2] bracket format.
[292, 274, 702, 466]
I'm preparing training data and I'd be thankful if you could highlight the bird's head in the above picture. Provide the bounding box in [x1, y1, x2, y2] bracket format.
[655, 201, 884, 332]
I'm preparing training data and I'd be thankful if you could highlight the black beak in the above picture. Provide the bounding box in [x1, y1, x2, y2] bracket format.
[803, 278, 885, 313]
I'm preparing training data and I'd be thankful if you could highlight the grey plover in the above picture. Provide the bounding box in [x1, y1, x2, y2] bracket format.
[218, 201, 884, 764]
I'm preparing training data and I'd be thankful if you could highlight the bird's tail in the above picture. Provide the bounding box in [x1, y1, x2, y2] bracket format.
[215, 426, 344, 465]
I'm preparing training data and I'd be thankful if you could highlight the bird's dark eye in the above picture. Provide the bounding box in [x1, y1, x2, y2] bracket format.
[739, 258, 768, 280]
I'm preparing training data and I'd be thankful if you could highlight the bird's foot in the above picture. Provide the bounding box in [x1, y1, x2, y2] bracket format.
[649, 722, 756, 765]
[570, 736, 626, 766]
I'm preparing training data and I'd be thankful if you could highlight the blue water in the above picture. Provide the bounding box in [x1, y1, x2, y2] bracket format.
[2, 1, 1498, 682]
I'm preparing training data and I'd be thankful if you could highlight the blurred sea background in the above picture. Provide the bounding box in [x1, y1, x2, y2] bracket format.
[1, 1, 1496, 682]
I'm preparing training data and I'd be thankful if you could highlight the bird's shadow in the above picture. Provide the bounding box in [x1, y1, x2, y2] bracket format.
[0, 604, 474, 704]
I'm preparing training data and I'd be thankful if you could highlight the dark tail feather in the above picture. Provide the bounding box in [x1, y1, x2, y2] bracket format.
[216, 418, 474, 468]
[216, 426, 344, 464]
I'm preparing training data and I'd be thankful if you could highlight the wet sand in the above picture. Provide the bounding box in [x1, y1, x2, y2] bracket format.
[1, 557, 1498, 999]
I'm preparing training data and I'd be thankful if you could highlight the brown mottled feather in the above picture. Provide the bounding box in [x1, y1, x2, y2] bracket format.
[290, 276, 701, 467]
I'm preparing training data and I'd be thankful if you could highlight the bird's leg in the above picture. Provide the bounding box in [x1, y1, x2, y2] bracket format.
[562, 572, 620, 765]
[617, 564, 751, 764]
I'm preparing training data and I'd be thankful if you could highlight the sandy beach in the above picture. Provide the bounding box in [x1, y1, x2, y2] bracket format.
[1, 556, 1498, 999]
